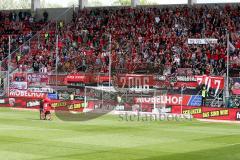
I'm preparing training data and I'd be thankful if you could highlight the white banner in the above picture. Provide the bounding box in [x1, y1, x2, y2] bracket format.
[28, 87, 54, 93]
[0, 99, 5, 104]
[27, 101, 40, 107]
[188, 38, 218, 45]
[27, 73, 48, 84]
[10, 82, 28, 90]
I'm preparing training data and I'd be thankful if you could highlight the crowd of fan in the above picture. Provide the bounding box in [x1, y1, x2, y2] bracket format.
[1, 5, 240, 76]
[0, 10, 51, 71]
[57, 5, 240, 75]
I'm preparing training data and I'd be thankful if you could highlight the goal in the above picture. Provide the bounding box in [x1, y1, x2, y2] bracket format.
[83, 85, 169, 113]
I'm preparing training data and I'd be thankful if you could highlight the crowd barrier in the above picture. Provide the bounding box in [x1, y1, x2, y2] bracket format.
[0, 72, 239, 121]
[12, 72, 228, 93]
[0, 95, 240, 121]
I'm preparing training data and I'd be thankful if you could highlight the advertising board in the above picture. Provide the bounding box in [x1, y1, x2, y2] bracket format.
[134, 95, 202, 106]
[171, 106, 240, 121]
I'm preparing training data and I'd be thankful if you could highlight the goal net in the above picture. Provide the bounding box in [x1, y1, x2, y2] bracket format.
[83, 85, 169, 114]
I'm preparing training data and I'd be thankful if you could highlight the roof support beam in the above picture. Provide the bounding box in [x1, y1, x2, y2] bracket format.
[188, 0, 197, 5]
[131, 0, 140, 7]
[79, 0, 88, 9]
[31, 0, 40, 11]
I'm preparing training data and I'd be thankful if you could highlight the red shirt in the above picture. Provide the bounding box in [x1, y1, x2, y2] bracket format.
[43, 104, 51, 112]
[236, 40, 240, 49]
[213, 54, 219, 61]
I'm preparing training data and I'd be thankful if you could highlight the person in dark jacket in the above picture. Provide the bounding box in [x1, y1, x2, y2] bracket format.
[43, 11, 48, 22]
[39, 99, 44, 120]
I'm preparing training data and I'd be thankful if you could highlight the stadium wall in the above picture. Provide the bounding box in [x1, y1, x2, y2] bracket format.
[2, 7, 73, 22]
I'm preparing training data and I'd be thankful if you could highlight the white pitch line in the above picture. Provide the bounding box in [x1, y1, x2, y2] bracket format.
[197, 119, 240, 124]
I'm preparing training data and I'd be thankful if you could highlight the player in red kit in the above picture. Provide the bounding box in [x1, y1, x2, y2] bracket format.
[40, 96, 52, 120]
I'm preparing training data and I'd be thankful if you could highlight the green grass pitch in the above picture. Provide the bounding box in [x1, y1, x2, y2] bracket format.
[0, 108, 240, 160]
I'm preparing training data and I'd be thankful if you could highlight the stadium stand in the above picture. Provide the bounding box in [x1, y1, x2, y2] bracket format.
[0, 10, 49, 71]
[1, 5, 240, 76]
